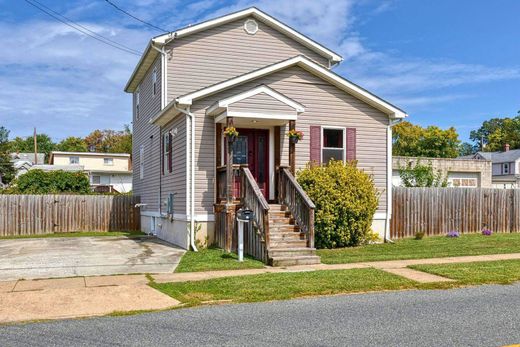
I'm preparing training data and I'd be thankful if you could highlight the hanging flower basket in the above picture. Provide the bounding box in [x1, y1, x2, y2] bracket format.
[224, 126, 239, 143]
[287, 129, 304, 144]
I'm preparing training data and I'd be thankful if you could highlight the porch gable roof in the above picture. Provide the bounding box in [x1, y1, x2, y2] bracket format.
[206, 84, 305, 118]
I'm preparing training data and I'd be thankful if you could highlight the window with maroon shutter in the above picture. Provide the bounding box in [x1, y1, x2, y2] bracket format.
[322, 127, 345, 163]
[309, 126, 321, 164]
[346, 128, 356, 161]
[168, 131, 173, 173]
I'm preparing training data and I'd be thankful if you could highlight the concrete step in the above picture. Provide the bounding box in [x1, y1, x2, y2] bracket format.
[268, 247, 316, 257]
[269, 255, 321, 267]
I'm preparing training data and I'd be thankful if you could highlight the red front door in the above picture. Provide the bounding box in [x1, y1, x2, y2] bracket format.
[231, 128, 269, 199]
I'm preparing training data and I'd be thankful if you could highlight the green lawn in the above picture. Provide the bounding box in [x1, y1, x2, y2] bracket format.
[152, 268, 417, 306]
[317, 233, 520, 264]
[0, 231, 146, 240]
[411, 259, 520, 285]
[175, 247, 265, 273]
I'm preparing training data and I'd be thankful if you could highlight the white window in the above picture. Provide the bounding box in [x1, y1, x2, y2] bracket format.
[322, 127, 345, 163]
[91, 175, 101, 185]
[139, 145, 145, 179]
[451, 178, 478, 188]
[503, 163, 510, 175]
[103, 158, 114, 166]
[69, 156, 79, 164]
[152, 68, 157, 97]
[163, 132, 170, 175]
[135, 87, 140, 120]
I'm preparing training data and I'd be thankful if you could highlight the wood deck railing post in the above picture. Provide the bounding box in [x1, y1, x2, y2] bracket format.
[308, 208, 315, 248]
[289, 120, 296, 175]
[226, 117, 234, 204]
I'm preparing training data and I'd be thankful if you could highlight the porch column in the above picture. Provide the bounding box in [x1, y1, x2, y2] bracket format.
[226, 117, 234, 204]
[289, 120, 296, 175]
[225, 117, 235, 252]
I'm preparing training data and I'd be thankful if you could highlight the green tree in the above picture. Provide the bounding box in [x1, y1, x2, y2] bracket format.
[0, 126, 16, 185]
[8, 133, 56, 162]
[398, 160, 448, 187]
[459, 142, 476, 156]
[393, 121, 460, 158]
[56, 137, 88, 152]
[470, 111, 520, 152]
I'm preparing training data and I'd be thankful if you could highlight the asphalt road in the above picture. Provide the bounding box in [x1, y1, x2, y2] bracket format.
[1, 283, 520, 347]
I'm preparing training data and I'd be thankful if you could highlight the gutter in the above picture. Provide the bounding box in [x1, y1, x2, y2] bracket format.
[385, 118, 403, 243]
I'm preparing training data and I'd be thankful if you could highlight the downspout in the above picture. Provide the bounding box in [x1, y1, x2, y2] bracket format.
[385, 118, 403, 243]
[173, 103, 198, 252]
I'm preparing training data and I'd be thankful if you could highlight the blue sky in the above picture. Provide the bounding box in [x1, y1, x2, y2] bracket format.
[1, 0, 519, 144]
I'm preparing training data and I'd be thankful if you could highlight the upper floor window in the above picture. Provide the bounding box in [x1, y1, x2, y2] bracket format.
[322, 127, 345, 163]
[503, 163, 510, 175]
[152, 68, 157, 97]
[135, 87, 140, 120]
[103, 158, 113, 166]
[69, 156, 79, 164]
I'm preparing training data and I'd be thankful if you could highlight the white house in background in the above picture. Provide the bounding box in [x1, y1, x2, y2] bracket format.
[393, 156, 493, 188]
[49, 152, 133, 193]
[10, 152, 46, 177]
[464, 144, 520, 188]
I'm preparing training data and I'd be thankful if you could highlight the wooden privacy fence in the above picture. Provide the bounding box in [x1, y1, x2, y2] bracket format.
[391, 187, 520, 238]
[0, 195, 141, 236]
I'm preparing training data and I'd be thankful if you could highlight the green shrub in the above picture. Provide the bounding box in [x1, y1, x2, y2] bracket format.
[6, 169, 90, 194]
[297, 160, 379, 248]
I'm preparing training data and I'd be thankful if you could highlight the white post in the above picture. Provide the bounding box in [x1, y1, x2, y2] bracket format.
[237, 220, 244, 262]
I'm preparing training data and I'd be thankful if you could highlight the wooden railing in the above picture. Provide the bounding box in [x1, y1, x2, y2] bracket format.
[216, 165, 242, 202]
[241, 167, 270, 262]
[278, 167, 316, 248]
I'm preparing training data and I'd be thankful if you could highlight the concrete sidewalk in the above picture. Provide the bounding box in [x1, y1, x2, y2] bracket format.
[2, 252, 520, 324]
[0, 275, 179, 324]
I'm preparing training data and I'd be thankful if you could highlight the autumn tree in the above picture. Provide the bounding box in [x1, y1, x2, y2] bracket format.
[393, 121, 460, 158]
[84, 125, 132, 154]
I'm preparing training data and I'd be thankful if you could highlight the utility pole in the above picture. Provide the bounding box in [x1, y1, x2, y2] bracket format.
[33, 127, 38, 164]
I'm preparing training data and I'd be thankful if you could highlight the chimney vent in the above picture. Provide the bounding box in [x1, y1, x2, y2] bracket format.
[504, 143, 510, 152]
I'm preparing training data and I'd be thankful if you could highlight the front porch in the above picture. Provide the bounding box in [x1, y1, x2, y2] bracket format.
[211, 110, 318, 266]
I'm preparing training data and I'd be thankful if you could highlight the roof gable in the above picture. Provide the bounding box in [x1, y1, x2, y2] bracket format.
[176, 56, 407, 119]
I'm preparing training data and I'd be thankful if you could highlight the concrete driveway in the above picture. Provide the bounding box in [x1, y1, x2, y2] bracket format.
[0, 236, 185, 281]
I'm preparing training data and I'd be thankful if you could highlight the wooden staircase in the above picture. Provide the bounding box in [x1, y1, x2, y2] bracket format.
[267, 204, 320, 266]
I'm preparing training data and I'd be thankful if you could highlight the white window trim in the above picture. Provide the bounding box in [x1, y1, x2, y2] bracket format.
[139, 145, 145, 179]
[503, 163, 510, 175]
[321, 126, 346, 163]
[163, 132, 170, 175]
[69, 156, 79, 164]
[152, 67, 157, 97]
[103, 158, 114, 166]
[135, 87, 140, 120]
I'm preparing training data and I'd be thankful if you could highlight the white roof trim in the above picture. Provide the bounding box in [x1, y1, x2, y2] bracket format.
[206, 85, 305, 115]
[177, 56, 408, 119]
[153, 7, 342, 63]
[214, 111, 297, 124]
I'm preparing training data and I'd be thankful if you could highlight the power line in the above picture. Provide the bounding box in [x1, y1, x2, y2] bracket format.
[103, 0, 169, 33]
[24, 0, 142, 56]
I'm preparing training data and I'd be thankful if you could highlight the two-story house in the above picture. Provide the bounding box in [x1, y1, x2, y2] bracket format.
[50, 152, 132, 193]
[125, 8, 407, 265]
[467, 144, 520, 188]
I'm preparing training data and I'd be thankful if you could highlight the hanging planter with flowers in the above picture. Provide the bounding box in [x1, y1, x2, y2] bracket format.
[287, 129, 304, 144]
[224, 126, 239, 143]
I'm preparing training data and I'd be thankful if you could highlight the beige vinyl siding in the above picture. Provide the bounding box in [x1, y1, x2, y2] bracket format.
[190, 66, 388, 214]
[229, 92, 296, 115]
[132, 56, 162, 211]
[160, 115, 187, 214]
[166, 16, 329, 101]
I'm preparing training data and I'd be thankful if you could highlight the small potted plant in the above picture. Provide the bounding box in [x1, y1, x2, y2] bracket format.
[287, 129, 304, 144]
[224, 126, 239, 142]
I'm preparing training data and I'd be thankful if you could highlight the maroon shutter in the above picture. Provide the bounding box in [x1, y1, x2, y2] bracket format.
[346, 128, 357, 161]
[168, 132, 173, 173]
[310, 126, 321, 165]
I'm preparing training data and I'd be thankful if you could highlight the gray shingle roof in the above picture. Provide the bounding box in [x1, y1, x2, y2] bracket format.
[473, 149, 520, 163]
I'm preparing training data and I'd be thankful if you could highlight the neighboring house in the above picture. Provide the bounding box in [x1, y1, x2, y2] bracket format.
[464, 144, 520, 188]
[10, 152, 46, 177]
[125, 8, 407, 260]
[393, 156, 492, 188]
[49, 152, 132, 193]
